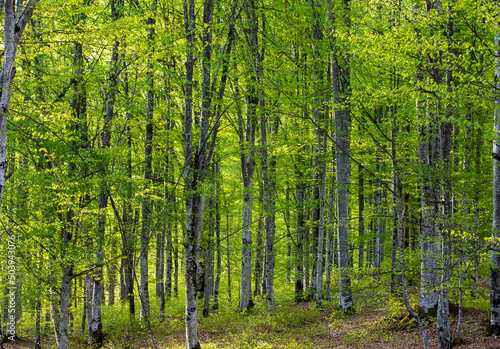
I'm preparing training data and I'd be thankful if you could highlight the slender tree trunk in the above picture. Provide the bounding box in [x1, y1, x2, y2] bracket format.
[122, 69, 135, 319]
[140, 0, 156, 326]
[358, 164, 365, 272]
[325, 167, 335, 301]
[304, 182, 311, 295]
[390, 107, 400, 293]
[182, 0, 200, 344]
[236, 67, 256, 312]
[489, 0, 500, 332]
[436, 4, 453, 347]
[295, 162, 305, 302]
[213, 163, 222, 309]
[328, 0, 353, 312]
[203, 194, 215, 317]
[373, 110, 383, 275]
[89, 2, 121, 344]
[254, 207, 264, 297]
[416, 1, 442, 319]
[226, 214, 232, 302]
[286, 187, 292, 285]
[50, 269, 61, 346]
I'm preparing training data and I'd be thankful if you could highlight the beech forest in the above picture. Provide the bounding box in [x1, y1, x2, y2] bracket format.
[1, 0, 500, 348]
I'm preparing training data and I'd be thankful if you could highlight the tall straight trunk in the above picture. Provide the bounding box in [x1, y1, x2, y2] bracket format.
[34, 256, 43, 349]
[89, 2, 121, 344]
[263, 154, 276, 314]
[183, 0, 237, 340]
[58, 240, 73, 349]
[254, 207, 263, 297]
[48, 266, 61, 346]
[489, 0, 500, 335]
[226, 214, 232, 302]
[164, 176, 173, 306]
[436, 5, 453, 348]
[417, 100, 441, 318]
[309, 0, 327, 306]
[416, 1, 442, 319]
[213, 163, 222, 309]
[315, 135, 327, 307]
[58, 25, 88, 346]
[108, 259, 117, 306]
[182, 0, 199, 344]
[390, 106, 401, 293]
[253, 12, 276, 314]
[358, 163, 365, 272]
[236, 67, 256, 312]
[163, 61, 174, 307]
[0, 1, 37, 212]
[285, 186, 292, 285]
[325, 167, 335, 301]
[437, 116, 452, 349]
[294, 159, 305, 301]
[328, 0, 353, 312]
[140, 0, 156, 325]
[122, 69, 135, 318]
[203, 194, 215, 317]
[34, 280, 41, 349]
[174, 206, 179, 298]
[304, 184, 311, 294]
[472, 127, 481, 295]
[182, 0, 216, 345]
[156, 220, 165, 299]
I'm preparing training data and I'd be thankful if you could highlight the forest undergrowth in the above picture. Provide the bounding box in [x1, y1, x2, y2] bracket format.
[3, 275, 500, 349]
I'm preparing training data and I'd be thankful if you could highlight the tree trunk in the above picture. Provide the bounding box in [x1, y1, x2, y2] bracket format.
[0, 1, 38, 212]
[226, 214, 232, 302]
[436, 5, 454, 348]
[358, 164, 365, 272]
[254, 207, 264, 298]
[140, 0, 156, 326]
[122, 68, 135, 319]
[328, 0, 353, 312]
[203, 195, 215, 317]
[325, 167, 335, 301]
[489, 3, 500, 332]
[390, 107, 400, 293]
[236, 66, 256, 312]
[213, 163, 222, 309]
[295, 159, 305, 302]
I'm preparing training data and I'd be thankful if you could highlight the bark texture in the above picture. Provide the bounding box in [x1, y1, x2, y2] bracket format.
[490, 5, 500, 332]
[328, 0, 353, 312]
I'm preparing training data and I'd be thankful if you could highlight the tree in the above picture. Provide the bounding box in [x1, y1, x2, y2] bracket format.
[88, 0, 123, 344]
[489, 0, 500, 336]
[328, 0, 353, 312]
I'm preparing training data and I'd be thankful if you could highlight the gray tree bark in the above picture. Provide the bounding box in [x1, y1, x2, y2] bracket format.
[0, 0, 38, 212]
[328, 0, 353, 312]
[295, 160, 305, 302]
[213, 163, 222, 309]
[416, 0, 442, 320]
[358, 164, 365, 272]
[325, 167, 335, 301]
[236, 66, 256, 312]
[139, 0, 156, 327]
[489, 0, 500, 334]
[436, 4, 453, 348]
[89, 0, 122, 343]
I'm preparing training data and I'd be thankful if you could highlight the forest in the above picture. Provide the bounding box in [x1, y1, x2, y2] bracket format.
[0, 0, 499, 348]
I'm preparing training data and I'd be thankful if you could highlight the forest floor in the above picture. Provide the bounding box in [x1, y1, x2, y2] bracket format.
[3, 284, 500, 348]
